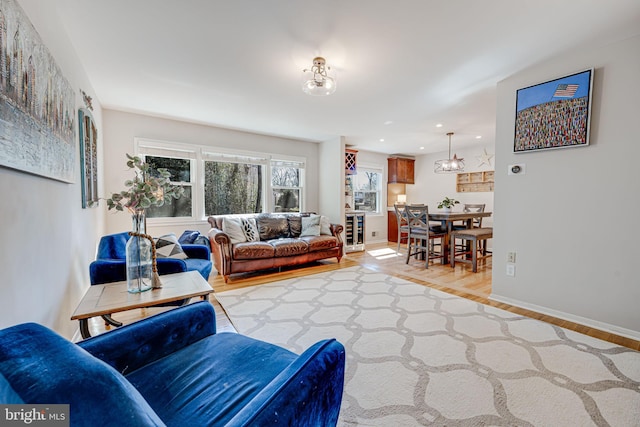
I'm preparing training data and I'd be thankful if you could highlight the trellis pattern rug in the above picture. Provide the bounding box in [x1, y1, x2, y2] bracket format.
[214, 266, 640, 426]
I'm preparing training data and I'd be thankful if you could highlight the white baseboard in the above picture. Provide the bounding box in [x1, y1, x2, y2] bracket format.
[489, 294, 640, 342]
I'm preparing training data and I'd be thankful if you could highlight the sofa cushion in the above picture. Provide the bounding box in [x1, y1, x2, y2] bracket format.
[126, 333, 297, 427]
[256, 214, 289, 240]
[270, 238, 309, 257]
[233, 241, 276, 260]
[223, 217, 248, 244]
[287, 215, 302, 237]
[301, 215, 321, 237]
[301, 235, 340, 252]
[155, 233, 188, 259]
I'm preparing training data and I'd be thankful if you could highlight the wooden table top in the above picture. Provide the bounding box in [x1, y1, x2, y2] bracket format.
[428, 211, 492, 221]
[71, 270, 213, 320]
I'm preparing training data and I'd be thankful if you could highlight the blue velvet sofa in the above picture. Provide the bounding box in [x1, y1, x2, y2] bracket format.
[0, 302, 346, 426]
[89, 231, 213, 285]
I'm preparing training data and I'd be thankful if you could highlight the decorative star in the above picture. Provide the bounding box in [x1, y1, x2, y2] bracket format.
[477, 149, 493, 167]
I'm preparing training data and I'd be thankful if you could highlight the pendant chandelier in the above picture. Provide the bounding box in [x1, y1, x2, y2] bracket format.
[434, 132, 465, 173]
[302, 57, 336, 96]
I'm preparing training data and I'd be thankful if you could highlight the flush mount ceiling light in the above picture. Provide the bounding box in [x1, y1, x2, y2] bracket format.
[302, 57, 336, 96]
[434, 132, 465, 173]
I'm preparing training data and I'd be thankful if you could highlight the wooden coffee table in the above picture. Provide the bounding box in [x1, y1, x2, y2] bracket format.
[72, 270, 213, 338]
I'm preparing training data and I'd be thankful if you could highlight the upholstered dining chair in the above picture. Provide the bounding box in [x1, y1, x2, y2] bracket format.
[393, 204, 409, 253]
[453, 203, 487, 254]
[404, 204, 446, 268]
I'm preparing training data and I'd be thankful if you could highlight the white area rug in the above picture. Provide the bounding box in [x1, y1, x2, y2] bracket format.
[215, 266, 640, 426]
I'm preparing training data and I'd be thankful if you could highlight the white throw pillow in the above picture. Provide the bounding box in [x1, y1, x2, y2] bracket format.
[222, 217, 248, 244]
[320, 215, 332, 236]
[301, 215, 321, 237]
[155, 233, 188, 259]
[310, 214, 332, 236]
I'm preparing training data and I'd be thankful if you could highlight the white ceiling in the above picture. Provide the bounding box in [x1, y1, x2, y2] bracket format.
[55, 0, 640, 155]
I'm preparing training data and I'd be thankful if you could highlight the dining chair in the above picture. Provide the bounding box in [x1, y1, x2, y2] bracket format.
[453, 203, 487, 254]
[394, 204, 409, 253]
[453, 203, 486, 229]
[404, 205, 446, 268]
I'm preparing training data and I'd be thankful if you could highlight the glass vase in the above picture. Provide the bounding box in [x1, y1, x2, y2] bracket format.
[126, 210, 153, 293]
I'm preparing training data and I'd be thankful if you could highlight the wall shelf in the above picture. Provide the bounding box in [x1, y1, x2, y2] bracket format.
[456, 170, 494, 193]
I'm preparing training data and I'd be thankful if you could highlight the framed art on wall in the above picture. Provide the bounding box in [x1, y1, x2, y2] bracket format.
[514, 69, 593, 153]
[79, 108, 98, 208]
[0, 0, 76, 182]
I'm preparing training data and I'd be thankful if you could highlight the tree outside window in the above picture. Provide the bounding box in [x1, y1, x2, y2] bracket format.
[144, 156, 192, 218]
[204, 161, 263, 215]
[272, 164, 302, 212]
[353, 169, 381, 213]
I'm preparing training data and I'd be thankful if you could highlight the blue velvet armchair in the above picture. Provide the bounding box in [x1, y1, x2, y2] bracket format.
[89, 232, 213, 285]
[0, 302, 346, 426]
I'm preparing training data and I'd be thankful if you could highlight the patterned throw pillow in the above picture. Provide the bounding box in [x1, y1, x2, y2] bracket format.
[301, 215, 321, 237]
[155, 233, 188, 259]
[242, 218, 259, 242]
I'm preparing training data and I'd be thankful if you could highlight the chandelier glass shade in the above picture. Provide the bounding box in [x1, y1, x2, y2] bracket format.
[434, 132, 465, 173]
[302, 57, 336, 96]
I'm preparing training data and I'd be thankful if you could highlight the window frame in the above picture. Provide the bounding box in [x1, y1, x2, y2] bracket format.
[350, 164, 383, 216]
[135, 138, 307, 225]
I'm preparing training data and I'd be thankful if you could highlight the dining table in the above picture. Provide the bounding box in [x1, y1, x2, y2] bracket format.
[428, 211, 492, 264]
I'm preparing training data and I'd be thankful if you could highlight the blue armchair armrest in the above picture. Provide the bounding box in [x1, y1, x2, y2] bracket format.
[78, 302, 216, 375]
[182, 243, 211, 260]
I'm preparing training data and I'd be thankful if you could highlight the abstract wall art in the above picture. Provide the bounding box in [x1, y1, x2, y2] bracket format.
[0, 0, 76, 182]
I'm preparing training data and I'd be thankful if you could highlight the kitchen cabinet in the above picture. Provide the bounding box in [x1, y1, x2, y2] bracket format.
[388, 157, 415, 184]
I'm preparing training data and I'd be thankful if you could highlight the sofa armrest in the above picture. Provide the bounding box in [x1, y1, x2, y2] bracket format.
[78, 301, 216, 375]
[331, 223, 344, 244]
[182, 243, 210, 260]
[226, 338, 345, 426]
[89, 259, 126, 285]
[208, 228, 233, 277]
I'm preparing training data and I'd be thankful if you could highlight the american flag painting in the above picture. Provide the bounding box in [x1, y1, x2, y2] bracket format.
[553, 84, 579, 98]
[514, 69, 593, 152]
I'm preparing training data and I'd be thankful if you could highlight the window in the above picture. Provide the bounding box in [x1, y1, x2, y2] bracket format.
[351, 167, 382, 213]
[271, 160, 304, 213]
[144, 155, 193, 218]
[136, 139, 306, 220]
[204, 157, 264, 215]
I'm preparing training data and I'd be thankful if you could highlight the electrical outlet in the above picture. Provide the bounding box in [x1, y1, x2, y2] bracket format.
[506, 264, 516, 277]
[372, 231, 378, 237]
[507, 252, 516, 263]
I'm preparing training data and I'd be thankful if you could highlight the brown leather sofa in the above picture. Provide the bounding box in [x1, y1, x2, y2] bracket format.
[208, 213, 344, 283]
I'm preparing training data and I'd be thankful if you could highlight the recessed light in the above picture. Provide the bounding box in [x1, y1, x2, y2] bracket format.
[380, 138, 385, 142]
[476, 135, 482, 139]
[436, 123, 443, 128]
[384, 120, 393, 125]
[420, 146, 425, 150]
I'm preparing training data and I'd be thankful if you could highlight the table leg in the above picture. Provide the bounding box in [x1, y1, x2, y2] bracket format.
[79, 319, 91, 339]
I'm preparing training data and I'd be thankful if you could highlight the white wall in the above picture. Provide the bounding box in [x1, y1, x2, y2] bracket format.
[492, 35, 640, 339]
[0, 0, 104, 337]
[101, 109, 321, 237]
[409, 145, 495, 227]
[318, 137, 344, 227]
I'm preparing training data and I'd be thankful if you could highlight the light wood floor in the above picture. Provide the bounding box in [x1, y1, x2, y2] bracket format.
[82, 242, 640, 351]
